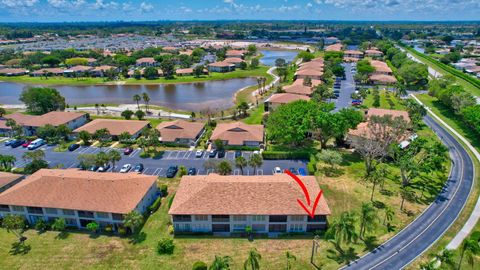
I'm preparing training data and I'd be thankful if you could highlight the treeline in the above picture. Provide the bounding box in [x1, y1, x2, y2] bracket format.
[428, 76, 480, 135]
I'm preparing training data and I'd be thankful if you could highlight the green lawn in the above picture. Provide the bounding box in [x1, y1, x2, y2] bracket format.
[242, 105, 264, 125]
[363, 90, 406, 110]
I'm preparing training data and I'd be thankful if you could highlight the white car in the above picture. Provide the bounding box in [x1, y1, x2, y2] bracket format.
[119, 164, 132, 173]
[274, 167, 282, 174]
[195, 150, 203, 158]
[253, 150, 260, 155]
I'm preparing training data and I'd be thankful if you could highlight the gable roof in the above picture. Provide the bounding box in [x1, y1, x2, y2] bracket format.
[73, 119, 149, 136]
[156, 120, 205, 142]
[5, 112, 86, 128]
[370, 60, 392, 73]
[211, 122, 264, 145]
[367, 108, 411, 123]
[0, 169, 156, 214]
[169, 174, 331, 216]
[0, 172, 23, 191]
[266, 93, 311, 104]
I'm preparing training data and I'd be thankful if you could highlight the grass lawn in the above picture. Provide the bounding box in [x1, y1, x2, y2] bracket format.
[363, 90, 406, 110]
[242, 105, 264, 125]
[406, 94, 480, 269]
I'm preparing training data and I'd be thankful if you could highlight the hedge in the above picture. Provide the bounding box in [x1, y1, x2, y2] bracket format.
[307, 154, 317, 175]
[262, 151, 311, 160]
[148, 196, 161, 212]
[224, 145, 260, 151]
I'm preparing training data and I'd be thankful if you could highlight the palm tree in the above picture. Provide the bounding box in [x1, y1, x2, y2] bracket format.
[285, 251, 296, 270]
[133, 94, 141, 110]
[108, 150, 121, 172]
[457, 238, 480, 269]
[142, 92, 150, 113]
[78, 130, 91, 145]
[209, 255, 232, 270]
[328, 211, 358, 254]
[433, 249, 455, 269]
[123, 210, 143, 234]
[383, 205, 395, 226]
[217, 161, 233, 176]
[23, 150, 45, 162]
[244, 248, 261, 270]
[359, 202, 377, 239]
[235, 156, 247, 175]
[0, 155, 16, 171]
[248, 154, 263, 175]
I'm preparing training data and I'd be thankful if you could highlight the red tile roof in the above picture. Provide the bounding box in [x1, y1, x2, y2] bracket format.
[267, 93, 311, 104]
[0, 172, 23, 190]
[211, 122, 263, 145]
[156, 120, 205, 142]
[74, 119, 149, 136]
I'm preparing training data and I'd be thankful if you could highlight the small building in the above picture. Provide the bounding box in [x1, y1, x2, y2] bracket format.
[90, 65, 117, 77]
[369, 60, 396, 84]
[175, 68, 194, 76]
[73, 119, 150, 139]
[283, 78, 321, 96]
[325, 43, 343, 52]
[63, 65, 93, 77]
[156, 120, 205, 146]
[0, 172, 24, 194]
[5, 112, 88, 136]
[265, 93, 311, 111]
[208, 62, 235, 73]
[223, 57, 245, 68]
[0, 68, 28, 76]
[136, 57, 158, 67]
[169, 174, 331, 236]
[0, 169, 159, 230]
[365, 49, 384, 58]
[30, 68, 65, 77]
[210, 122, 264, 147]
[343, 50, 364, 62]
[226, 50, 246, 59]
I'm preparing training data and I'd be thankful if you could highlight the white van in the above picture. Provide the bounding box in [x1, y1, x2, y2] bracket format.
[27, 139, 45, 150]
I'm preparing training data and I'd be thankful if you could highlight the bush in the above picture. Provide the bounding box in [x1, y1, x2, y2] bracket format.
[34, 219, 48, 232]
[118, 226, 127, 236]
[307, 154, 317, 175]
[160, 184, 168, 196]
[104, 225, 113, 234]
[224, 145, 260, 151]
[178, 166, 187, 177]
[148, 197, 162, 212]
[157, 238, 175, 255]
[192, 261, 208, 270]
[262, 151, 311, 160]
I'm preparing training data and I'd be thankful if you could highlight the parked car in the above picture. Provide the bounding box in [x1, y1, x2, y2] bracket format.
[188, 167, 197, 175]
[217, 149, 226, 158]
[88, 165, 99, 172]
[352, 100, 362, 106]
[27, 138, 45, 150]
[120, 164, 132, 173]
[234, 150, 242, 158]
[22, 140, 32, 148]
[4, 139, 15, 146]
[298, 168, 307, 176]
[195, 150, 203, 158]
[287, 168, 298, 175]
[123, 147, 133, 155]
[68, 143, 80, 152]
[208, 149, 217, 158]
[166, 165, 178, 178]
[97, 164, 111, 172]
[274, 167, 282, 174]
[133, 163, 144, 173]
[10, 139, 25, 148]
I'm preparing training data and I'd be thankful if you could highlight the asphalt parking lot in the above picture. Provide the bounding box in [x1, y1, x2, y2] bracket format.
[0, 141, 307, 177]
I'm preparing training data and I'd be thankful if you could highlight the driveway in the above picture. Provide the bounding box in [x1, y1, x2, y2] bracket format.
[333, 62, 356, 111]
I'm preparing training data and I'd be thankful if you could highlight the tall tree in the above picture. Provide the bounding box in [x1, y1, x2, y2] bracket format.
[359, 202, 377, 239]
[2, 215, 26, 243]
[327, 211, 358, 255]
[108, 150, 121, 171]
[248, 154, 263, 175]
[235, 156, 247, 175]
[217, 161, 233, 176]
[457, 238, 480, 269]
[123, 210, 143, 234]
[20, 87, 66, 115]
[133, 94, 141, 111]
[142, 92, 151, 113]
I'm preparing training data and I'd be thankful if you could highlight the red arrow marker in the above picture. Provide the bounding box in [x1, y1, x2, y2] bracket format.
[297, 190, 323, 219]
[285, 169, 311, 205]
[285, 169, 323, 218]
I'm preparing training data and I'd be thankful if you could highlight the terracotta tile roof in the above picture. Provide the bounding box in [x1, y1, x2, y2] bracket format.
[175, 68, 193, 75]
[344, 50, 364, 55]
[325, 43, 343, 52]
[136, 57, 156, 64]
[169, 174, 331, 216]
[211, 122, 264, 145]
[0, 169, 157, 214]
[226, 50, 245, 56]
[31, 68, 64, 75]
[0, 68, 27, 75]
[367, 108, 410, 123]
[267, 93, 311, 104]
[156, 120, 205, 142]
[343, 57, 360, 62]
[5, 112, 86, 127]
[370, 60, 392, 74]
[65, 65, 93, 72]
[369, 74, 397, 84]
[0, 120, 11, 130]
[208, 61, 235, 68]
[74, 119, 149, 136]
[93, 65, 116, 72]
[0, 172, 23, 190]
[365, 49, 383, 55]
[223, 57, 244, 63]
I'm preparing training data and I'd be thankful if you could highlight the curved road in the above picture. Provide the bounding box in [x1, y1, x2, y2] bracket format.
[342, 115, 475, 270]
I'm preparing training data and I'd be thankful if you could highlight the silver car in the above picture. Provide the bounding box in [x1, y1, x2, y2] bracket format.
[119, 164, 132, 173]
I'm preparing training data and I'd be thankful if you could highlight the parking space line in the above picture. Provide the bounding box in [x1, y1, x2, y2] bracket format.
[155, 168, 163, 176]
[175, 151, 182, 159]
[165, 151, 175, 159]
[183, 151, 192, 159]
[67, 162, 77, 168]
[129, 149, 140, 158]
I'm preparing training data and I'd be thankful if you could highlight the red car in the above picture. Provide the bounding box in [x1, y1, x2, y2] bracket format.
[22, 140, 32, 148]
[123, 147, 133, 155]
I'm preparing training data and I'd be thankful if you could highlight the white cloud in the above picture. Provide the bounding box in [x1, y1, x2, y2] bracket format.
[140, 2, 153, 13]
[1, 0, 38, 8]
[92, 0, 118, 10]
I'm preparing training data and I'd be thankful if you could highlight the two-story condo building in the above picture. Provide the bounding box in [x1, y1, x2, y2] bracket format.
[210, 122, 264, 147]
[169, 174, 331, 236]
[0, 169, 159, 230]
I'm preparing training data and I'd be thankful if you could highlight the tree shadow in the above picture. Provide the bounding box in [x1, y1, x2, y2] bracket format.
[322, 167, 345, 177]
[372, 200, 386, 209]
[55, 231, 70, 240]
[326, 247, 359, 265]
[129, 232, 147, 245]
[362, 236, 379, 252]
[9, 242, 31, 255]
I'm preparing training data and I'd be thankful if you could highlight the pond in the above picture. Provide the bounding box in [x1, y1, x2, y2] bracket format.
[259, 50, 298, 66]
[0, 78, 258, 112]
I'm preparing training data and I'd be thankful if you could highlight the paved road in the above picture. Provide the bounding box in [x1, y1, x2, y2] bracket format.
[0, 144, 307, 177]
[333, 62, 356, 111]
[342, 115, 474, 270]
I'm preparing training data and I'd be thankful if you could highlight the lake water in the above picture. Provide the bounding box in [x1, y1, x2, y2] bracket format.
[0, 78, 257, 112]
[259, 50, 298, 66]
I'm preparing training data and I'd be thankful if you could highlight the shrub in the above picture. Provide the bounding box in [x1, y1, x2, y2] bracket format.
[34, 219, 48, 232]
[104, 225, 113, 234]
[160, 184, 168, 196]
[118, 226, 127, 236]
[307, 154, 317, 175]
[157, 238, 175, 255]
[148, 196, 162, 212]
[178, 166, 187, 177]
[192, 261, 208, 270]
[262, 151, 311, 160]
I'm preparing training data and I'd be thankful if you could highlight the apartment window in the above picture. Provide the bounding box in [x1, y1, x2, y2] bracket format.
[251, 215, 267, 222]
[233, 224, 247, 232]
[307, 215, 327, 223]
[233, 215, 247, 222]
[192, 224, 210, 232]
[174, 223, 191, 232]
[252, 224, 266, 232]
[290, 215, 304, 222]
[269, 215, 287, 223]
[212, 224, 230, 232]
[62, 209, 75, 216]
[212, 215, 230, 222]
[96, 212, 110, 219]
[45, 208, 58, 215]
[77, 211, 94, 219]
[269, 224, 287, 233]
[27, 207, 43, 214]
[173, 215, 192, 222]
[289, 224, 304, 232]
[65, 218, 77, 226]
[194, 215, 208, 221]
[0, 205, 11, 212]
[11, 206, 24, 212]
[307, 224, 326, 232]
[112, 213, 124, 221]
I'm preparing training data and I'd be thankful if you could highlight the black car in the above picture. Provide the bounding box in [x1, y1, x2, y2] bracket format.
[166, 165, 178, 178]
[217, 149, 226, 158]
[208, 150, 217, 158]
[68, 143, 80, 152]
[97, 164, 111, 172]
[288, 168, 298, 175]
[188, 167, 197, 175]
[10, 139, 25, 148]
[234, 150, 242, 158]
[89, 165, 99, 172]
[133, 163, 144, 173]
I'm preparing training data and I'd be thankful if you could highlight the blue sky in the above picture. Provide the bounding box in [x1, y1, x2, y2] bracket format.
[0, 0, 479, 22]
